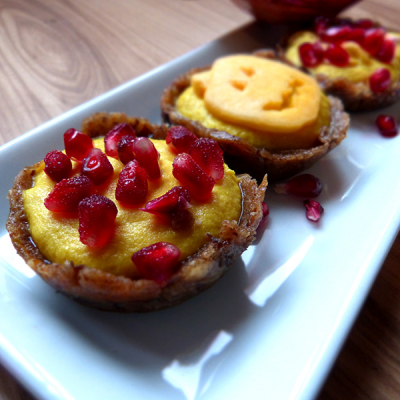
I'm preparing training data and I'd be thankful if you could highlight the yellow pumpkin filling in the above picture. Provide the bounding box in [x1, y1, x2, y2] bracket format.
[176, 55, 331, 151]
[285, 31, 400, 83]
[22, 138, 242, 279]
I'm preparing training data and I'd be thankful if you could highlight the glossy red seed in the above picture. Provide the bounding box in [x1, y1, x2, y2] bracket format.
[274, 174, 323, 198]
[115, 160, 148, 205]
[78, 194, 118, 247]
[141, 186, 191, 217]
[376, 115, 398, 137]
[375, 38, 396, 63]
[324, 44, 350, 67]
[166, 126, 197, 153]
[320, 25, 352, 44]
[63, 128, 94, 161]
[104, 123, 136, 158]
[362, 28, 386, 55]
[44, 175, 94, 213]
[304, 199, 324, 222]
[189, 138, 224, 181]
[260, 202, 269, 225]
[353, 18, 374, 29]
[44, 150, 72, 182]
[298, 42, 325, 68]
[347, 27, 366, 44]
[172, 153, 214, 202]
[131, 137, 161, 180]
[132, 242, 181, 284]
[117, 135, 136, 164]
[81, 148, 113, 185]
[369, 68, 391, 92]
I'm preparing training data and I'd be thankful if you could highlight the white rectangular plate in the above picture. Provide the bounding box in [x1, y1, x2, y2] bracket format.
[1, 22, 400, 400]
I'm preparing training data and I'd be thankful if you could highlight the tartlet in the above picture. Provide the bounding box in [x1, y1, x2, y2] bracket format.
[7, 112, 268, 313]
[280, 18, 400, 111]
[161, 51, 349, 182]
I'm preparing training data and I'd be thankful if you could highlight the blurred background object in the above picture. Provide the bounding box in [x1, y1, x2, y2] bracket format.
[231, 0, 362, 23]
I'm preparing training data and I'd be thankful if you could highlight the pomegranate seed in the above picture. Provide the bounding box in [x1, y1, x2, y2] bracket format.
[64, 128, 94, 161]
[131, 137, 161, 180]
[166, 126, 197, 153]
[298, 42, 325, 68]
[132, 242, 181, 284]
[369, 68, 391, 92]
[262, 202, 269, 218]
[189, 138, 224, 181]
[353, 19, 374, 30]
[347, 27, 366, 44]
[81, 148, 113, 186]
[78, 194, 118, 247]
[362, 28, 386, 55]
[320, 25, 352, 44]
[375, 38, 396, 63]
[44, 150, 72, 182]
[376, 115, 398, 137]
[259, 202, 269, 226]
[304, 199, 324, 222]
[141, 186, 191, 217]
[274, 174, 322, 198]
[325, 44, 350, 67]
[172, 153, 215, 202]
[44, 175, 94, 213]
[117, 135, 136, 164]
[104, 123, 136, 158]
[115, 160, 148, 205]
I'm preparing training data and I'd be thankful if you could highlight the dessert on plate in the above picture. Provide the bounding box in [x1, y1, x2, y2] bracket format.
[282, 17, 400, 111]
[7, 112, 268, 312]
[161, 52, 349, 182]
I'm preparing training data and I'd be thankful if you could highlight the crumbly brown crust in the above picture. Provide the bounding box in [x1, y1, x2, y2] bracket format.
[314, 73, 400, 112]
[160, 51, 349, 182]
[6, 114, 268, 312]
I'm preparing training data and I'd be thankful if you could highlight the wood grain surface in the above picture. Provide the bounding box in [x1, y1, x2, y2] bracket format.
[1, 1, 400, 399]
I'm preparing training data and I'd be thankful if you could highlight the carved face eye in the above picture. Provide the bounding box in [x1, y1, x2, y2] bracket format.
[199, 55, 321, 133]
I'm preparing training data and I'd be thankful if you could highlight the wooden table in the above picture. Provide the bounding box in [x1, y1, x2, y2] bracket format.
[1, 0, 400, 399]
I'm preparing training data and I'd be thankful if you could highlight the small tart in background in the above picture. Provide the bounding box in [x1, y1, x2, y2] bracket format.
[7, 113, 267, 313]
[281, 17, 400, 111]
[161, 51, 349, 182]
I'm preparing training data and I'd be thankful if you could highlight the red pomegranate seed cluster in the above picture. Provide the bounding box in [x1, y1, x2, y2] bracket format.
[299, 17, 397, 92]
[104, 123, 136, 158]
[41, 124, 226, 283]
[274, 174, 324, 222]
[166, 126, 224, 201]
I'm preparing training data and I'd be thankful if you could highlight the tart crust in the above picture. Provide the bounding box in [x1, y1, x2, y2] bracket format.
[160, 51, 349, 182]
[312, 73, 400, 112]
[6, 113, 268, 313]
